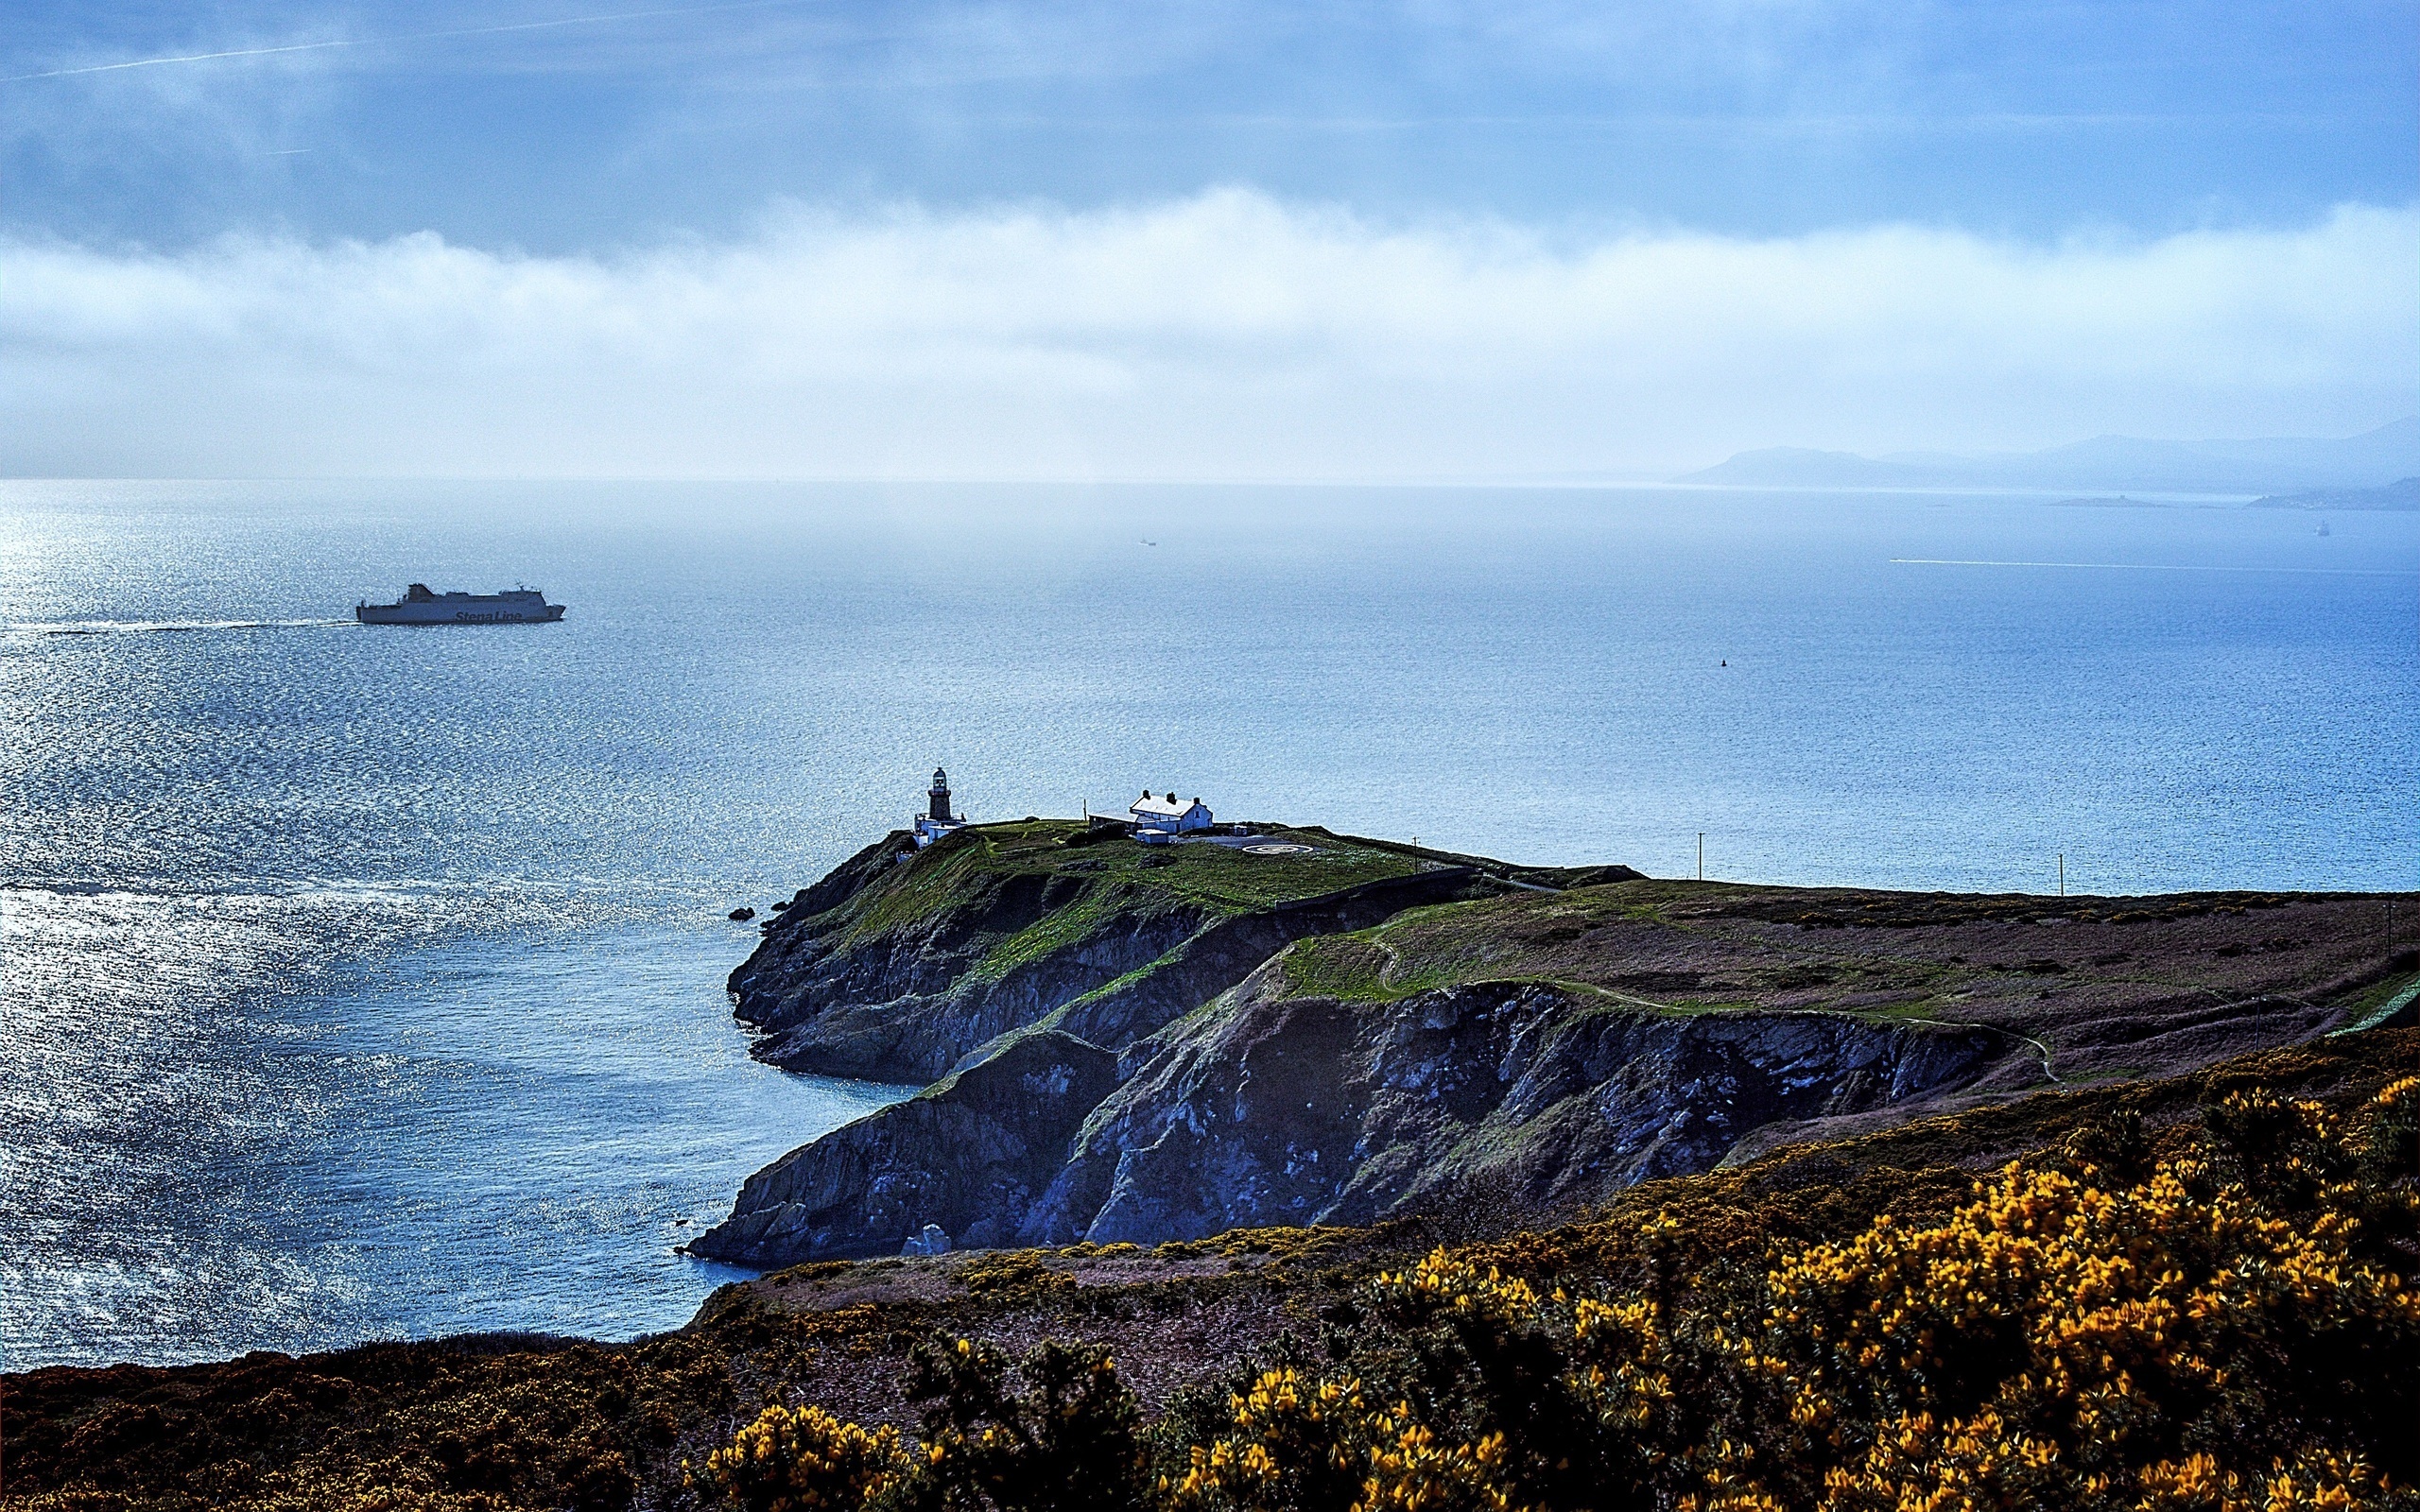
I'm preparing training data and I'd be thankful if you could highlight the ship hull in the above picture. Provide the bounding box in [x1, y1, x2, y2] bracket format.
[356, 593, 566, 625]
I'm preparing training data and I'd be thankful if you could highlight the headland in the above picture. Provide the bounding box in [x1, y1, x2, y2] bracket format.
[693, 813, 2414, 1270]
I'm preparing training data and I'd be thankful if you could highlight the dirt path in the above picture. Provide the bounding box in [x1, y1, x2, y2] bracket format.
[1894, 1017, 2063, 1085]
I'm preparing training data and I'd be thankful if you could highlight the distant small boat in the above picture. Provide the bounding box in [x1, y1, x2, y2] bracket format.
[2317, 522, 2331, 536]
[356, 584, 565, 625]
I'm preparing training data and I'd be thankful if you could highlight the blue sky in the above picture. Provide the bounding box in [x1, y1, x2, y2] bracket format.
[3, 1, 2415, 477]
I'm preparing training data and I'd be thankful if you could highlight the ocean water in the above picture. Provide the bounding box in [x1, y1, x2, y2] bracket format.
[3, 478, 2414, 1370]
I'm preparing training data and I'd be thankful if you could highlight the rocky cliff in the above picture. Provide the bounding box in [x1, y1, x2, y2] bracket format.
[698, 821, 2411, 1269]
[726, 821, 1486, 1083]
[684, 1030, 1120, 1263]
[700, 822, 1527, 1258]
[1024, 969, 2002, 1245]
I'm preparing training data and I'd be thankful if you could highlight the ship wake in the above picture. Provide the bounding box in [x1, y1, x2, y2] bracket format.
[8, 618, 359, 637]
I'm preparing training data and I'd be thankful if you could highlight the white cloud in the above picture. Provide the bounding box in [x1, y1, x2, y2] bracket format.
[3, 191, 2413, 479]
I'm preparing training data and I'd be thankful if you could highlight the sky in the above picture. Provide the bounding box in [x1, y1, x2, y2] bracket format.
[3, 0, 2415, 479]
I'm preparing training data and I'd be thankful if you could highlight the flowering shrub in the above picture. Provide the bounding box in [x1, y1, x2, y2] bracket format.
[898, 1338, 1151, 1512]
[1159, 1242, 1688, 1512]
[1730, 1118, 2420, 1509]
[1160, 1363, 1517, 1512]
[687, 1403, 909, 1512]
[680, 1077, 2420, 1512]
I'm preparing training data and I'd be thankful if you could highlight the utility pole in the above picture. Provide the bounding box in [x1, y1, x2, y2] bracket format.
[1698, 833, 1704, 881]
[2058, 853, 2065, 897]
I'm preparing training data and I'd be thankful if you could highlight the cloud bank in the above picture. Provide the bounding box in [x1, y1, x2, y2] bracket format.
[4, 191, 2414, 479]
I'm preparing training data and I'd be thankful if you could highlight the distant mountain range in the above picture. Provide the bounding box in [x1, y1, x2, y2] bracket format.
[1677, 417, 2420, 494]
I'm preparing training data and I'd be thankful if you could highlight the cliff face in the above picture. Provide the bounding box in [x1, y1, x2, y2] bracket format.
[684, 1030, 1120, 1263]
[727, 833, 1198, 1083]
[700, 963, 2003, 1268]
[739, 894, 1205, 1084]
[1026, 970, 2001, 1246]
[726, 821, 1463, 1084]
[700, 822, 2408, 1270]
[697, 823, 1509, 1263]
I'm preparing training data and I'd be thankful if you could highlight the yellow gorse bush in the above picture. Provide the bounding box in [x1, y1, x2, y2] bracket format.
[1162, 1364, 1520, 1512]
[1161, 1247, 1684, 1512]
[696, 1079, 2420, 1512]
[1703, 1087, 2419, 1511]
[686, 1402, 908, 1512]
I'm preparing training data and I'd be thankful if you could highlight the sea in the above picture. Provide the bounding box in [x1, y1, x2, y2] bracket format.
[3, 478, 2414, 1371]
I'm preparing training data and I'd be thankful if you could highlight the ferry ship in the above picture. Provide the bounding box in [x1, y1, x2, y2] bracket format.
[355, 584, 566, 625]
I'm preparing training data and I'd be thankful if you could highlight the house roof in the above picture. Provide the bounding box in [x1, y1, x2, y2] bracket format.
[1130, 794, 1208, 818]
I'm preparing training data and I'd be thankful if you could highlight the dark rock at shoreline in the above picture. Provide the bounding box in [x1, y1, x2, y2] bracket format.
[686, 1030, 1119, 1264]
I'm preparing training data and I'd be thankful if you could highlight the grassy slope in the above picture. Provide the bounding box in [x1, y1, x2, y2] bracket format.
[9, 1028, 2413, 1512]
[820, 821, 1426, 986]
[1282, 878, 2416, 1083]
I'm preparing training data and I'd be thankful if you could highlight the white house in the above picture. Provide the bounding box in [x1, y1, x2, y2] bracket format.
[1128, 790, 1213, 833]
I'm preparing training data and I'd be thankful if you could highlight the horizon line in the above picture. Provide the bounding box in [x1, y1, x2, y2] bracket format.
[0, 472, 2287, 502]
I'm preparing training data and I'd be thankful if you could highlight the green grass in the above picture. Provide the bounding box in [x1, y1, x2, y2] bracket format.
[811, 821, 1429, 986]
[1049, 954, 1177, 1009]
[1283, 929, 1620, 1009]
[1285, 897, 1565, 1004]
[2329, 971, 2420, 1037]
[964, 886, 1147, 985]
[1280, 934, 1405, 1000]
[1279, 887, 1636, 1004]
[1275, 882, 2012, 1025]
[2059, 1064, 2151, 1086]
[1150, 829, 1426, 912]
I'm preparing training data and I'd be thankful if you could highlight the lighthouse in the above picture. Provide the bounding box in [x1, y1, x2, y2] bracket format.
[915, 768, 965, 848]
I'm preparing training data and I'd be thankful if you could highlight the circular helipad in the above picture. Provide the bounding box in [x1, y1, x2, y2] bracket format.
[1243, 843, 1315, 855]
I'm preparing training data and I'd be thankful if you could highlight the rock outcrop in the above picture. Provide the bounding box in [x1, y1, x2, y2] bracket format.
[1022, 971, 2001, 1245]
[727, 831, 1203, 1082]
[727, 822, 1487, 1083]
[686, 1030, 1119, 1264]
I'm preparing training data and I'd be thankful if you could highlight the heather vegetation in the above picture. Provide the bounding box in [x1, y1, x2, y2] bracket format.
[11, 1035, 2413, 1512]
[687, 1074, 2420, 1512]
[1274, 881, 2400, 1031]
